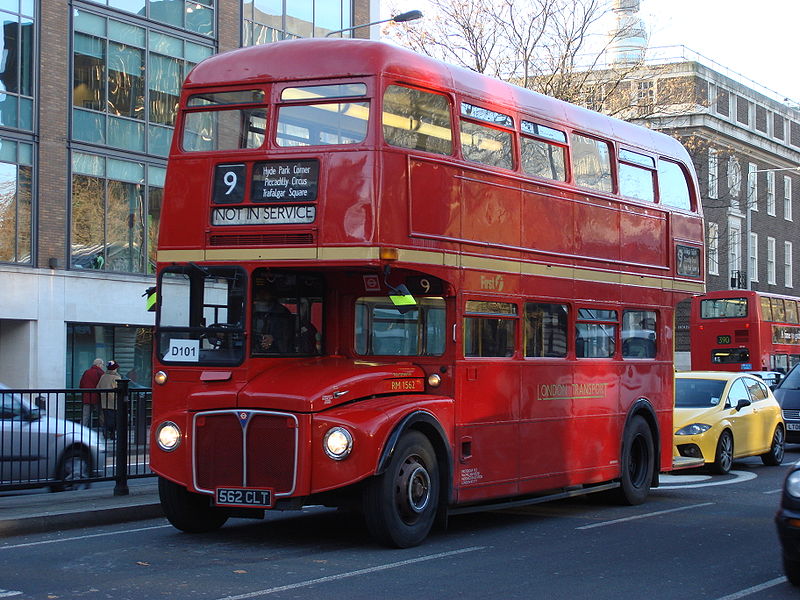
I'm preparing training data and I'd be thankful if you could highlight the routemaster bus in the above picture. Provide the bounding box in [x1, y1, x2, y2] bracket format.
[150, 38, 705, 547]
[690, 290, 800, 374]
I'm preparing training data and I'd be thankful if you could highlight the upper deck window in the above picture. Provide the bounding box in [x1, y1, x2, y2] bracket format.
[700, 297, 748, 319]
[619, 149, 656, 202]
[182, 90, 266, 152]
[276, 83, 368, 147]
[282, 83, 366, 101]
[570, 133, 612, 193]
[657, 160, 692, 210]
[188, 90, 265, 106]
[382, 85, 452, 155]
[520, 120, 567, 181]
[460, 104, 513, 170]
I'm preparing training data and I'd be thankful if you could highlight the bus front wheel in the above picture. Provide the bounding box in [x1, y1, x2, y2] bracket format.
[158, 476, 228, 533]
[616, 415, 654, 505]
[363, 430, 440, 548]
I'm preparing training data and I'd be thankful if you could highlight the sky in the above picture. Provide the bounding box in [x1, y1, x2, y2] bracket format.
[640, 0, 800, 103]
[382, 0, 800, 104]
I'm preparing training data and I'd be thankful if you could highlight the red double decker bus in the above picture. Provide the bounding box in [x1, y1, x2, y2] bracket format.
[150, 38, 704, 547]
[690, 290, 800, 373]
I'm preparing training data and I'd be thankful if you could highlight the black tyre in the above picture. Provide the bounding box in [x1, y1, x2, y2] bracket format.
[785, 555, 800, 586]
[710, 430, 734, 474]
[614, 415, 654, 505]
[51, 447, 92, 492]
[158, 476, 228, 533]
[363, 430, 440, 548]
[761, 424, 785, 466]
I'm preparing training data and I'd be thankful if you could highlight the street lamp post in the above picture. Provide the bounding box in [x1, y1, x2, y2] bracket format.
[745, 165, 800, 290]
[324, 9, 423, 38]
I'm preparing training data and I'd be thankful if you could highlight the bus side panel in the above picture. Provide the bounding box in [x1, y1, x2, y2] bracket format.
[454, 362, 520, 503]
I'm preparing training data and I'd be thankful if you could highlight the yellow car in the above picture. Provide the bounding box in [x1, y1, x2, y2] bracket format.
[674, 371, 785, 474]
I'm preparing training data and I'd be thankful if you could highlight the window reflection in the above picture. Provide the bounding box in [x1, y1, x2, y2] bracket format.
[0, 157, 31, 264]
[0, 8, 34, 130]
[71, 153, 162, 274]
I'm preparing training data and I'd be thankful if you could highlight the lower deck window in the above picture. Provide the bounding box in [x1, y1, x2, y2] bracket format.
[355, 297, 445, 356]
[464, 301, 516, 357]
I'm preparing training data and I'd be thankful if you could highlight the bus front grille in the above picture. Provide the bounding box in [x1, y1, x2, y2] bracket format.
[193, 410, 298, 496]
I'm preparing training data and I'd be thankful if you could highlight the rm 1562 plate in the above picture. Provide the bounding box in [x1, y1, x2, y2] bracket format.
[215, 487, 273, 508]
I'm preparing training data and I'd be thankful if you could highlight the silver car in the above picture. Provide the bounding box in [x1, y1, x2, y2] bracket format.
[0, 383, 106, 491]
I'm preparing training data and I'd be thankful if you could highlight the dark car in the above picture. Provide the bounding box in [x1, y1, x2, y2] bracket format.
[776, 461, 800, 585]
[774, 365, 800, 443]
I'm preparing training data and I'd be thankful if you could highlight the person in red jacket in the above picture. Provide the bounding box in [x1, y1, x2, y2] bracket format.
[79, 358, 105, 428]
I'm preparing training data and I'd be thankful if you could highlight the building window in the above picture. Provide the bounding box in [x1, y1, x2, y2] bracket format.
[85, 0, 214, 36]
[67, 323, 153, 389]
[707, 221, 719, 276]
[786, 176, 793, 221]
[748, 162, 758, 211]
[243, 0, 352, 44]
[71, 152, 165, 274]
[0, 1, 34, 131]
[708, 147, 718, 199]
[727, 155, 741, 204]
[636, 81, 654, 116]
[767, 236, 776, 285]
[72, 9, 213, 157]
[767, 171, 776, 216]
[786, 241, 794, 288]
[0, 138, 33, 264]
[750, 232, 758, 284]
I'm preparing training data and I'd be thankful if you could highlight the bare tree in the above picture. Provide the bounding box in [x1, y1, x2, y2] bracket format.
[385, 0, 698, 120]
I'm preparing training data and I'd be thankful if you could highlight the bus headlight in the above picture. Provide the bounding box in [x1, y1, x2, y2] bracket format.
[323, 427, 353, 460]
[156, 421, 182, 451]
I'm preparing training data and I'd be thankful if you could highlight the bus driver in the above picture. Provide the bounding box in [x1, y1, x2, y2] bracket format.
[253, 287, 292, 353]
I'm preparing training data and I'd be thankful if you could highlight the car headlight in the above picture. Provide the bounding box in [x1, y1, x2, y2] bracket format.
[156, 421, 182, 452]
[323, 427, 353, 460]
[786, 470, 800, 498]
[676, 423, 712, 435]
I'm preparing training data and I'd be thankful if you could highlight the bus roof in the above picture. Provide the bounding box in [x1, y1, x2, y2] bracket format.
[184, 38, 693, 165]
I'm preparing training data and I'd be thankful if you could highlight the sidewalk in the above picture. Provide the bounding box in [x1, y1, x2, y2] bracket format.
[0, 478, 163, 538]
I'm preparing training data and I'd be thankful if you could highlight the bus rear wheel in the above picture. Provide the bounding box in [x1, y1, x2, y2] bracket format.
[363, 430, 439, 548]
[158, 476, 228, 533]
[615, 415, 654, 505]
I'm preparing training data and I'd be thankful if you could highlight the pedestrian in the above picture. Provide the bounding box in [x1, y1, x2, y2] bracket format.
[97, 360, 121, 440]
[79, 358, 105, 428]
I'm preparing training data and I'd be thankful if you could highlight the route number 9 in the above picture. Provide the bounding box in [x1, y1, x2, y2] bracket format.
[213, 163, 245, 204]
[223, 171, 237, 195]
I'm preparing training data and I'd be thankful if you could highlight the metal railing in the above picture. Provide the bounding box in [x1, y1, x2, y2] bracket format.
[0, 380, 153, 493]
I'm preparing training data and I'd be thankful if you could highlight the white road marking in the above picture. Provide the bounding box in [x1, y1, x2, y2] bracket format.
[576, 502, 714, 530]
[657, 470, 757, 489]
[763, 488, 783, 494]
[0, 524, 171, 550]
[215, 546, 486, 600]
[0, 590, 22, 598]
[713, 576, 786, 599]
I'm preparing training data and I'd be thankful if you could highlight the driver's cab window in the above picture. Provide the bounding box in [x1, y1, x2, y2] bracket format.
[250, 271, 324, 357]
[726, 378, 750, 408]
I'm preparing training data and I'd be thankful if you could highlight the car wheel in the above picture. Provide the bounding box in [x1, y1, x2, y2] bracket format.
[710, 430, 733, 474]
[158, 476, 228, 533]
[784, 555, 800, 586]
[51, 447, 92, 492]
[761, 424, 785, 466]
[362, 430, 439, 548]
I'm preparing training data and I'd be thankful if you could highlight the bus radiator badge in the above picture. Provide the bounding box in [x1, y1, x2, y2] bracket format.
[237, 411, 252, 428]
